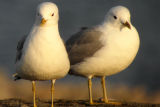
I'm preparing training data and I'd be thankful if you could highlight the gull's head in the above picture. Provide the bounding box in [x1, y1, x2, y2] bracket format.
[105, 6, 131, 30]
[35, 2, 59, 26]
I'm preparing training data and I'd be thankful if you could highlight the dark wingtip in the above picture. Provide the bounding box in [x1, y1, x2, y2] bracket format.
[14, 76, 21, 81]
[81, 27, 88, 30]
[68, 69, 74, 75]
[13, 73, 21, 81]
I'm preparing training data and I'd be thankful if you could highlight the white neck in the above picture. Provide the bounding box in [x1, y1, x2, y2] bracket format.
[33, 23, 59, 35]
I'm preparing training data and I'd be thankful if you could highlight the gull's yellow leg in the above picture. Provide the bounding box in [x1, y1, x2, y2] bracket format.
[101, 76, 121, 105]
[51, 79, 56, 107]
[88, 77, 93, 104]
[32, 81, 37, 107]
[101, 76, 108, 103]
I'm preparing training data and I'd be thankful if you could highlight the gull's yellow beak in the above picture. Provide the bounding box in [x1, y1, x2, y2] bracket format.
[40, 18, 47, 26]
[123, 21, 131, 29]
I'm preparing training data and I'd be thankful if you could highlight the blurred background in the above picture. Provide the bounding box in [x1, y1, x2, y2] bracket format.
[0, 0, 160, 103]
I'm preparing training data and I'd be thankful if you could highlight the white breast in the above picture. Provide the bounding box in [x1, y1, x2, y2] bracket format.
[16, 26, 70, 80]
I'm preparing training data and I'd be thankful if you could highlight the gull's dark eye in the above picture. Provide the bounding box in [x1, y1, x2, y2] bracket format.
[113, 15, 117, 19]
[51, 13, 54, 16]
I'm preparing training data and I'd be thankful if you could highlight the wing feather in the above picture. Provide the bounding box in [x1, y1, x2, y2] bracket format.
[15, 35, 27, 63]
[66, 27, 104, 65]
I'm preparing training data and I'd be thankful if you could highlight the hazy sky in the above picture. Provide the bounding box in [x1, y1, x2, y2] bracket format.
[0, 0, 159, 91]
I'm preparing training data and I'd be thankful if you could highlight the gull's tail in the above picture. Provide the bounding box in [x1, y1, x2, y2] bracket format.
[12, 73, 21, 81]
[69, 69, 84, 77]
[69, 69, 74, 75]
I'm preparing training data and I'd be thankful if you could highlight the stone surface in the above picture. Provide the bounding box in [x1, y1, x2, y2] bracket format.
[0, 99, 159, 107]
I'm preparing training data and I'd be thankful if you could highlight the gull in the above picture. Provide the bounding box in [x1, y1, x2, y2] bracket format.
[66, 6, 140, 104]
[14, 2, 70, 107]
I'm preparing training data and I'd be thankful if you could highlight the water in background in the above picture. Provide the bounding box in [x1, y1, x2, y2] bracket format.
[0, 0, 159, 92]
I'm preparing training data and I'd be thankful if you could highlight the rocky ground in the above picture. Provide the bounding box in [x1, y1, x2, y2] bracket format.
[0, 99, 160, 107]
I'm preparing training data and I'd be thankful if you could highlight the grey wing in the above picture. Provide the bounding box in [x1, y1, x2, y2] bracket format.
[15, 35, 27, 63]
[66, 27, 104, 65]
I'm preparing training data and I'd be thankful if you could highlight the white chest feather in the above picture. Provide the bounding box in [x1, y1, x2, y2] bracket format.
[17, 26, 70, 80]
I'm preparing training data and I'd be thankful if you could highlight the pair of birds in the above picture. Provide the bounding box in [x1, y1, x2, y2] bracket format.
[14, 1, 140, 107]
